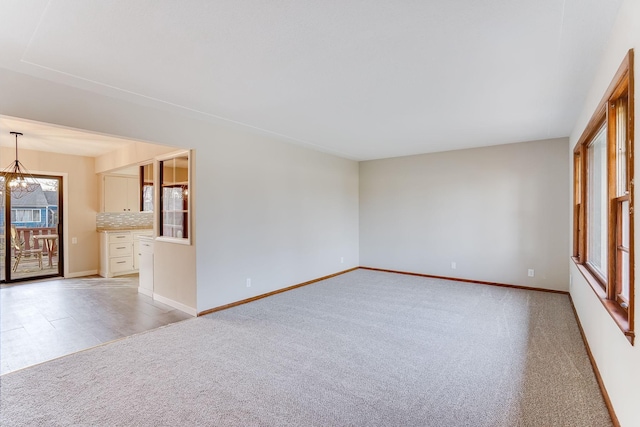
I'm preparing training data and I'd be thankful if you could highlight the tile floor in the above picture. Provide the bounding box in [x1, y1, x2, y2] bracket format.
[0, 275, 192, 375]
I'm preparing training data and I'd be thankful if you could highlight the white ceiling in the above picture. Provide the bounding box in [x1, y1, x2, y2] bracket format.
[0, 0, 623, 160]
[0, 115, 136, 157]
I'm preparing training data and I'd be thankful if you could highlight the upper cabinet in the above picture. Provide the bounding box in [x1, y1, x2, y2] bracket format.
[104, 175, 139, 212]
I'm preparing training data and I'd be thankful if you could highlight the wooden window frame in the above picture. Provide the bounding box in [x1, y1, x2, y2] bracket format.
[573, 49, 635, 344]
[584, 122, 609, 285]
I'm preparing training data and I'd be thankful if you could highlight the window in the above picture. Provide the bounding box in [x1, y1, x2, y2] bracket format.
[573, 49, 634, 344]
[158, 151, 190, 243]
[11, 209, 41, 223]
[140, 163, 154, 212]
[586, 125, 608, 280]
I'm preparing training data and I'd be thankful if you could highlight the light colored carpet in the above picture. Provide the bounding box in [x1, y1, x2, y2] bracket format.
[0, 269, 611, 426]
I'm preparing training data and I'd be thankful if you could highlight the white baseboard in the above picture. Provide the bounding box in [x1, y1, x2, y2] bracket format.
[153, 293, 197, 317]
[138, 287, 153, 297]
[65, 270, 99, 278]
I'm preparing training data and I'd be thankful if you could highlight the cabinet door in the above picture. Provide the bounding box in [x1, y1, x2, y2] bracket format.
[104, 176, 140, 212]
[126, 177, 139, 212]
[104, 176, 128, 212]
[133, 233, 152, 270]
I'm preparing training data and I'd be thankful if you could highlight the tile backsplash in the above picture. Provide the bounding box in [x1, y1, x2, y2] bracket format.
[96, 212, 153, 229]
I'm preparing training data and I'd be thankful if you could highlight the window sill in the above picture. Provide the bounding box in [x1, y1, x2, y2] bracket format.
[155, 236, 191, 246]
[572, 257, 635, 345]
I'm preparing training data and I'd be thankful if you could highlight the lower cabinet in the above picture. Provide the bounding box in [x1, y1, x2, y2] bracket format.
[99, 230, 153, 278]
[138, 236, 154, 297]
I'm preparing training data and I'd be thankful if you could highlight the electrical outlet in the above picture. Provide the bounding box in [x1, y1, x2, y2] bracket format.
[340, 257, 344, 264]
[71, 237, 78, 244]
[451, 261, 456, 269]
[246, 278, 251, 288]
[528, 269, 535, 277]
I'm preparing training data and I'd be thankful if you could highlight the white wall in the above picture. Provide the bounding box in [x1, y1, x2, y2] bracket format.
[568, 1, 640, 425]
[0, 67, 360, 313]
[198, 128, 359, 309]
[360, 138, 570, 291]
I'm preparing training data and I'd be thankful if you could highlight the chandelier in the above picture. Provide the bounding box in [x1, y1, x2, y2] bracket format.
[2, 132, 39, 199]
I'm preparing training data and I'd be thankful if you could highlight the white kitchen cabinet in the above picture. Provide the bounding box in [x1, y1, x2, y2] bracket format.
[132, 230, 153, 270]
[104, 175, 139, 212]
[99, 230, 152, 278]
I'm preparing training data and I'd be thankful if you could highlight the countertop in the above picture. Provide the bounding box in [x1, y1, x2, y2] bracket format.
[96, 227, 153, 232]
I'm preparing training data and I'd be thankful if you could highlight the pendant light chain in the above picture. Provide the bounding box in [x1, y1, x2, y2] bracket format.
[2, 132, 40, 199]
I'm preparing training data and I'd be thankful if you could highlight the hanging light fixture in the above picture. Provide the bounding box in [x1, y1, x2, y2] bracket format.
[2, 132, 39, 199]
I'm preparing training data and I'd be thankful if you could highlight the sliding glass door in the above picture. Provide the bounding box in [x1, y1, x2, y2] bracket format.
[1, 175, 63, 283]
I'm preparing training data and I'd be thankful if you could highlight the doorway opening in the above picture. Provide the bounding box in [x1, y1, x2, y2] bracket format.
[1, 175, 63, 283]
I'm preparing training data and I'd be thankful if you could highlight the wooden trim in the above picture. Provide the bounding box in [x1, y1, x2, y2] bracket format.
[577, 106, 607, 150]
[573, 259, 634, 344]
[568, 295, 621, 427]
[197, 267, 358, 316]
[573, 49, 635, 344]
[608, 99, 617, 300]
[627, 48, 635, 341]
[580, 145, 587, 262]
[584, 261, 607, 290]
[359, 267, 569, 295]
[610, 74, 629, 101]
[600, 49, 631, 125]
[579, 146, 587, 262]
[573, 151, 584, 260]
[583, 121, 608, 274]
[574, 48, 632, 151]
[614, 196, 630, 310]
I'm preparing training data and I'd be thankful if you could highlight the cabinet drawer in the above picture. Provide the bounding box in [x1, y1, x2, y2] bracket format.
[110, 256, 133, 273]
[108, 232, 132, 243]
[109, 243, 132, 257]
